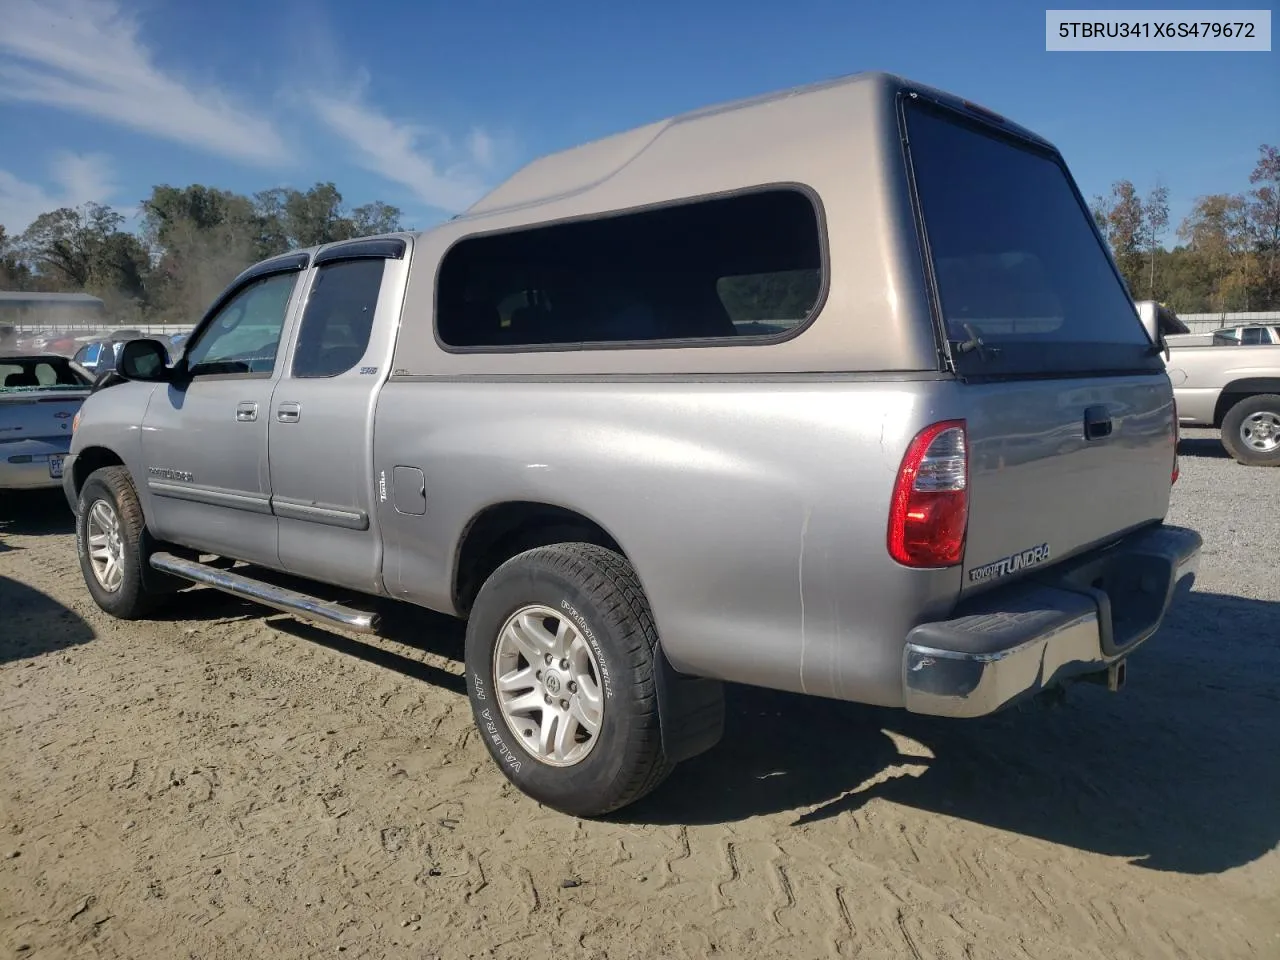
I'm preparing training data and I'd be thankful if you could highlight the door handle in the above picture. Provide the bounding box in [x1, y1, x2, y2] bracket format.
[236, 401, 258, 422]
[1083, 404, 1113, 441]
[276, 401, 301, 423]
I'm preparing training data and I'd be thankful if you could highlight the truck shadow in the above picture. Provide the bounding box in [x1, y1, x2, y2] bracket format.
[1178, 436, 1229, 459]
[268, 607, 467, 695]
[145, 573, 1276, 875]
[0, 575, 96, 664]
[621, 588, 1280, 876]
[0, 490, 75, 546]
[148, 574, 468, 694]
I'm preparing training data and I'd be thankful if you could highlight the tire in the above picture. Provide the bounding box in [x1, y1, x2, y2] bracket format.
[464, 542, 672, 817]
[1220, 394, 1280, 467]
[75, 465, 173, 618]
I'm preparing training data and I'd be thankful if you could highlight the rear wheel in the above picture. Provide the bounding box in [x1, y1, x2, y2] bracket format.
[75, 466, 174, 618]
[1221, 394, 1280, 467]
[464, 542, 672, 816]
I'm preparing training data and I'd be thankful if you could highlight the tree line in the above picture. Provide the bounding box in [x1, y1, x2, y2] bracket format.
[0, 182, 404, 324]
[1090, 144, 1279, 314]
[2, 143, 1277, 325]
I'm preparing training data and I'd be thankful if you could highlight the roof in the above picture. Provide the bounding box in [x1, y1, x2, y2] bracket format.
[228, 72, 1051, 284]
[459, 70, 1051, 221]
[0, 291, 105, 305]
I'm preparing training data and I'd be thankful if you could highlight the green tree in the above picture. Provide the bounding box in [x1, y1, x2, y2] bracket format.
[254, 183, 404, 249]
[1178, 194, 1253, 312]
[19, 203, 125, 288]
[283, 182, 350, 246]
[141, 185, 265, 322]
[1091, 180, 1146, 291]
[1142, 183, 1170, 299]
[1246, 144, 1280, 308]
[0, 225, 33, 290]
[351, 200, 404, 237]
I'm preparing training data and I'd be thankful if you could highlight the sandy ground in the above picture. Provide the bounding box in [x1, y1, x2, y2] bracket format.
[1, 429, 1277, 960]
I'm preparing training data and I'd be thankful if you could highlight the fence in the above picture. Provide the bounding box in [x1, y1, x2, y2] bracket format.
[1176, 311, 1280, 333]
[8, 321, 195, 337]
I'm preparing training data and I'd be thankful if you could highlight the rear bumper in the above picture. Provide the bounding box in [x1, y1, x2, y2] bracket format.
[903, 523, 1202, 719]
[0, 439, 70, 491]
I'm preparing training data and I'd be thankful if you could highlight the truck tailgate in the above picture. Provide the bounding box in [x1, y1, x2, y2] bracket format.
[960, 374, 1175, 597]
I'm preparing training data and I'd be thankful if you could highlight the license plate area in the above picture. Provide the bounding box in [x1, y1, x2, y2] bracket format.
[48, 455, 64, 479]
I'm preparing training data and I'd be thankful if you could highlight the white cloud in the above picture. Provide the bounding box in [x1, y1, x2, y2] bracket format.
[467, 127, 496, 170]
[0, 0, 289, 167]
[0, 151, 117, 234]
[309, 86, 498, 213]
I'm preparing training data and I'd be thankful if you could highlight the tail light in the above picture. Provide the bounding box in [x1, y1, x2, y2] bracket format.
[1171, 399, 1180, 484]
[888, 420, 969, 567]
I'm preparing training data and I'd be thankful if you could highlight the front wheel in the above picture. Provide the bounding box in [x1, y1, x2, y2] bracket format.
[75, 465, 172, 619]
[464, 543, 672, 817]
[1221, 394, 1280, 467]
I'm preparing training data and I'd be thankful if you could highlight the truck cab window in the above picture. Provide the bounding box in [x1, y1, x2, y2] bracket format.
[291, 259, 386, 378]
[185, 272, 298, 377]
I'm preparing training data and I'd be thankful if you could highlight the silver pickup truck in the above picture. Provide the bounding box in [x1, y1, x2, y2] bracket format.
[1138, 302, 1280, 466]
[63, 72, 1202, 817]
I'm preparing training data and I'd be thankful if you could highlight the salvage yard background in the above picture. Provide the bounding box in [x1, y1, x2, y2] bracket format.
[2, 428, 1277, 960]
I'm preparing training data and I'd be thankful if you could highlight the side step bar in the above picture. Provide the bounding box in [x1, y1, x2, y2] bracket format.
[149, 551, 380, 634]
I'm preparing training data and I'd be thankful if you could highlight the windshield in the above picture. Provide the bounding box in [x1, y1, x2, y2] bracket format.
[0, 357, 92, 392]
[905, 99, 1163, 378]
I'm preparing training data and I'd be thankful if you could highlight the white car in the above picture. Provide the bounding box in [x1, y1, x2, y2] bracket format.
[0, 353, 94, 491]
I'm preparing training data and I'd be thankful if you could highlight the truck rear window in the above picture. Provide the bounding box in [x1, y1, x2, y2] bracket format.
[905, 100, 1163, 377]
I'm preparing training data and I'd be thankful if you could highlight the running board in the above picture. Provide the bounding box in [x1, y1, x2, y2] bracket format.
[149, 551, 380, 634]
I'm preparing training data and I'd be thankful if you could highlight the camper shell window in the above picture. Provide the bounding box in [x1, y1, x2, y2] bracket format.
[435, 188, 825, 350]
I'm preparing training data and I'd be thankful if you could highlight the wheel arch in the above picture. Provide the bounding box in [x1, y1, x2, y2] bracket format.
[1213, 378, 1280, 427]
[453, 500, 724, 765]
[70, 445, 128, 502]
[452, 499, 629, 618]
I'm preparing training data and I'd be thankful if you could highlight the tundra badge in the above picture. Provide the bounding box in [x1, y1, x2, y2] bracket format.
[968, 543, 1051, 583]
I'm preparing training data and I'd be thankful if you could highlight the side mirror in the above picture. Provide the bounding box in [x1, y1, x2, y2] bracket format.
[117, 338, 172, 382]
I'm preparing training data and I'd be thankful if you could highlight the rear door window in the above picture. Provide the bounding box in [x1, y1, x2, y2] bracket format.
[291, 258, 386, 378]
[905, 99, 1163, 378]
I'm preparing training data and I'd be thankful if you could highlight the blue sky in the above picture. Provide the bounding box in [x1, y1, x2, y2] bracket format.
[0, 0, 1275, 240]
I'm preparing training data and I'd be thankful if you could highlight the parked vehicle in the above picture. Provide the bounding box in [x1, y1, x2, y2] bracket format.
[1164, 325, 1280, 348]
[0, 353, 94, 490]
[20, 331, 82, 356]
[1138, 302, 1280, 466]
[71, 339, 125, 377]
[73, 335, 177, 380]
[63, 71, 1201, 816]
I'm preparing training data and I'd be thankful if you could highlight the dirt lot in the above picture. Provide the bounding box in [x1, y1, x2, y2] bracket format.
[2, 428, 1278, 960]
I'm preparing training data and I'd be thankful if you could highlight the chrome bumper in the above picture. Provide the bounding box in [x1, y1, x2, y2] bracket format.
[903, 524, 1202, 719]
